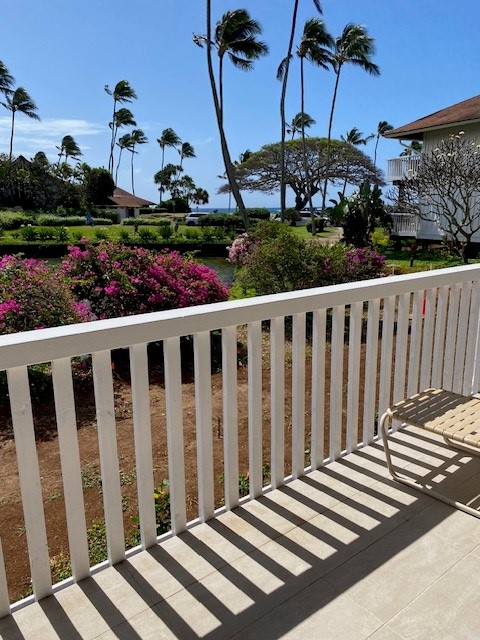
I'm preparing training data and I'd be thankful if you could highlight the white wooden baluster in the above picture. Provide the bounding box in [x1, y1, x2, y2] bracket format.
[378, 296, 396, 420]
[419, 289, 436, 391]
[222, 326, 239, 510]
[194, 331, 214, 522]
[443, 284, 460, 391]
[363, 299, 380, 445]
[292, 313, 306, 479]
[453, 282, 471, 394]
[270, 317, 285, 488]
[129, 344, 156, 548]
[7, 366, 52, 599]
[431, 286, 449, 389]
[164, 337, 186, 534]
[248, 321, 263, 497]
[311, 309, 326, 469]
[51, 358, 90, 580]
[464, 282, 480, 395]
[392, 293, 410, 431]
[330, 305, 345, 461]
[346, 302, 363, 453]
[92, 351, 125, 564]
[0, 539, 10, 618]
[407, 291, 424, 397]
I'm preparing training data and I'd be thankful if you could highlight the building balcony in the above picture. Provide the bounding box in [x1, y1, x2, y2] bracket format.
[387, 156, 420, 182]
[390, 212, 420, 237]
[1, 266, 480, 638]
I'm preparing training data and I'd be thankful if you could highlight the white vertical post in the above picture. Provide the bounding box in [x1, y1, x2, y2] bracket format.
[378, 296, 396, 420]
[7, 366, 52, 600]
[329, 305, 345, 461]
[363, 299, 380, 444]
[346, 302, 363, 453]
[248, 321, 263, 497]
[407, 291, 424, 397]
[420, 289, 436, 391]
[270, 317, 285, 489]
[431, 286, 449, 389]
[0, 540, 10, 618]
[311, 309, 326, 469]
[129, 344, 156, 549]
[443, 284, 460, 391]
[222, 326, 239, 510]
[164, 337, 187, 534]
[292, 313, 306, 479]
[465, 282, 480, 395]
[92, 351, 125, 564]
[453, 282, 471, 394]
[194, 331, 214, 522]
[392, 293, 410, 431]
[52, 358, 90, 581]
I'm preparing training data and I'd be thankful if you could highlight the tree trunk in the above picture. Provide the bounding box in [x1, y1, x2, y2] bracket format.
[206, 0, 248, 230]
[279, 0, 300, 222]
[108, 99, 117, 176]
[321, 68, 341, 213]
[9, 110, 15, 162]
[115, 148, 123, 186]
[300, 57, 316, 234]
[131, 145, 135, 194]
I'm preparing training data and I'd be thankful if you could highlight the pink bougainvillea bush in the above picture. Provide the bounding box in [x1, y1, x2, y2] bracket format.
[0, 255, 91, 334]
[62, 242, 229, 320]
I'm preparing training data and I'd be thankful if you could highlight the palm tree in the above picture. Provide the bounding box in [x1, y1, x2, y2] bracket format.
[154, 163, 179, 203]
[104, 80, 137, 175]
[286, 112, 316, 139]
[178, 141, 196, 170]
[278, 0, 322, 221]
[56, 135, 82, 166]
[191, 187, 209, 209]
[321, 24, 380, 212]
[340, 127, 372, 194]
[0, 61, 14, 96]
[115, 133, 133, 185]
[125, 129, 148, 194]
[399, 140, 422, 156]
[157, 128, 181, 174]
[1, 87, 40, 161]
[373, 120, 393, 168]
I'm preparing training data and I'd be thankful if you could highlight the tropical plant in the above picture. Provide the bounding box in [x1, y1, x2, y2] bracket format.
[341, 180, 391, 247]
[399, 140, 422, 156]
[0, 60, 14, 97]
[321, 24, 380, 212]
[115, 133, 133, 185]
[177, 141, 196, 170]
[125, 129, 148, 194]
[154, 163, 180, 202]
[286, 112, 316, 139]
[56, 135, 82, 166]
[373, 120, 394, 169]
[191, 187, 209, 206]
[1, 87, 40, 161]
[340, 127, 373, 194]
[104, 80, 137, 175]
[157, 127, 181, 189]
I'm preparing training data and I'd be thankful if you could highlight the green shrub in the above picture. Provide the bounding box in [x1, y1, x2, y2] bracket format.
[71, 230, 84, 243]
[184, 227, 200, 240]
[37, 227, 57, 242]
[37, 215, 85, 226]
[55, 227, 70, 243]
[244, 208, 271, 220]
[0, 212, 32, 230]
[121, 218, 170, 227]
[93, 228, 109, 240]
[284, 208, 301, 226]
[118, 228, 131, 242]
[158, 224, 173, 240]
[306, 219, 325, 233]
[20, 225, 38, 242]
[201, 226, 216, 242]
[137, 227, 157, 243]
[199, 214, 245, 230]
[94, 209, 119, 224]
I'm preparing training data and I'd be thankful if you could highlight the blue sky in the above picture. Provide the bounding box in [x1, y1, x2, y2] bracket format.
[2, 0, 480, 208]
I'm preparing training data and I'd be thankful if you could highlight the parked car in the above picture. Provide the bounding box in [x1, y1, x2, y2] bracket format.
[185, 212, 211, 226]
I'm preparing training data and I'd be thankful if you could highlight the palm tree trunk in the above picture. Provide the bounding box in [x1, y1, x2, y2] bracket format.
[131, 145, 135, 195]
[321, 68, 341, 213]
[108, 99, 117, 175]
[9, 110, 15, 162]
[279, 0, 300, 222]
[115, 148, 123, 186]
[300, 57, 315, 234]
[219, 55, 224, 127]
[206, 0, 248, 229]
[373, 136, 379, 168]
[341, 161, 350, 196]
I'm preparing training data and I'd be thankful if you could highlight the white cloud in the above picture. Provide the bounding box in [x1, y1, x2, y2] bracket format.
[0, 117, 104, 137]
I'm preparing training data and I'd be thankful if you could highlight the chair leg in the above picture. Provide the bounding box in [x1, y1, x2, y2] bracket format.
[443, 435, 480, 457]
[381, 411, 480, 519]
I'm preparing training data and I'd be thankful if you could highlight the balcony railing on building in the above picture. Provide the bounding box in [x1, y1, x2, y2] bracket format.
[387, 156, 420, 182]
[1, 264, 480, 617]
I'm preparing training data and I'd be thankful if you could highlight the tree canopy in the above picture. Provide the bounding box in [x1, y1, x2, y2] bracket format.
[219, 137, 383, 210]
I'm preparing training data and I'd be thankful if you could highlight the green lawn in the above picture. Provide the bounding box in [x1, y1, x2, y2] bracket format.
[291, 225, 338, 240]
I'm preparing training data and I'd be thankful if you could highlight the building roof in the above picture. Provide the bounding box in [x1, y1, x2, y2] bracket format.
[107, 187, 155, 208]
[385, 95, 480, 140]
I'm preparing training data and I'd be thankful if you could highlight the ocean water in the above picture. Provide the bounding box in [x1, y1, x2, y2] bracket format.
[193, 207, 280, 214]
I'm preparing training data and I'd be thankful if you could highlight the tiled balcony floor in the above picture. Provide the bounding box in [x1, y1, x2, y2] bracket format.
[2, 427, 480, 640]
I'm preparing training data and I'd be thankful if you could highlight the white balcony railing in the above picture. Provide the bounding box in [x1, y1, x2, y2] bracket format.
[387, 156, 420, 182]
[391, 212, 420, 236]
[1, 265, 480, 615]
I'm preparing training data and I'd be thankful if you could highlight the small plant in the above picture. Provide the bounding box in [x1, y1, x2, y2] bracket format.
[81, 465, 102, 490]
[36, 227, 56, 242]
[158, 224, 173, 240]
[55, 226, 70, 243]
[184, 227, 200, 241]
[154, 480, 171, 535]
[118, 228, 131, 242]
[201, 226, 216, 242]
[20, 225, 37, 242]
[93, 227, 109, 241]
[137, 227, 157, 243]
[71, 230, 83, 243]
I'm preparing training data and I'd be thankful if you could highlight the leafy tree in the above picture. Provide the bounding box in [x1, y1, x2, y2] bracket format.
[373, 120, 393, 169]
[125, 129, 148, 194]
[286, 112, 316, 139]
[321, 24, 380, 212]
[191, 187, 209, 206]
[406, 132, 480, 263]
[1, 87, 40, 161]
[221, 137, 381, 210]
[56, 135, 82, 166]
[399, 140, 422, 156]
[0, 60, 14, 96]
[104, 80, 137, 175]
[341, 180, 391, 247]
[154, 163, 180, 202]
[80, 165, 115, 206]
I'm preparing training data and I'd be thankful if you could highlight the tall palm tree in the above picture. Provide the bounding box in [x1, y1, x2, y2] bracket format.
[286, 112, 316, 139]
[340, 127, 372, 194]
[373, 120, 394, 168]
[321, 24, 380, 212]
[56, 135, 82, 166]
[109, 107, 136, 175]
[278, 0, 322, 221]
[178, 141, 196, 170]
[154, 163, 179, 203]
[0, 61, 14, 96]
[115, 133, 133, 185]
[213, 9, 268, 124]
[297, 18, 333, 226]
[1, 87, 40, 161]
[104, 80, 137, 175]
[399, 139, 422, 156]
[125, 129, 148, 194]
[157, 127, 181, 173]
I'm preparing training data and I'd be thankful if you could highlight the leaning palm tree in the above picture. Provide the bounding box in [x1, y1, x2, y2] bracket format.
[157, 127, 181, 173]
[340, 127, 373, 194]
[115, 133, 133, 185]
[286, 112, 316, 139]
[109, 107, 136, 176]
[321, 24, 380, 212]
[0, 61, 14, 96]
[56, 135, 82, 166]
[373, 120, 394, 168]
[178, 141, 196, 170]
[278, 0, 323, 221]
[104, 80, 137, 175]
[125, 129, 148, 194]
[1, 87, 40, 161]
[399, 140, 422, 156]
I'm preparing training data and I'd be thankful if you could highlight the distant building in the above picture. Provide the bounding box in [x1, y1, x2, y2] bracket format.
[105, 187, 155, 220]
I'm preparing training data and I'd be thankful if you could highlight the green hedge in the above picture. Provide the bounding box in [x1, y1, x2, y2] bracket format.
[199, 214, 245, 230]
[121, 218, 171, 227]
[37, 215, 113, 227]
[0, 212, 33, 230]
